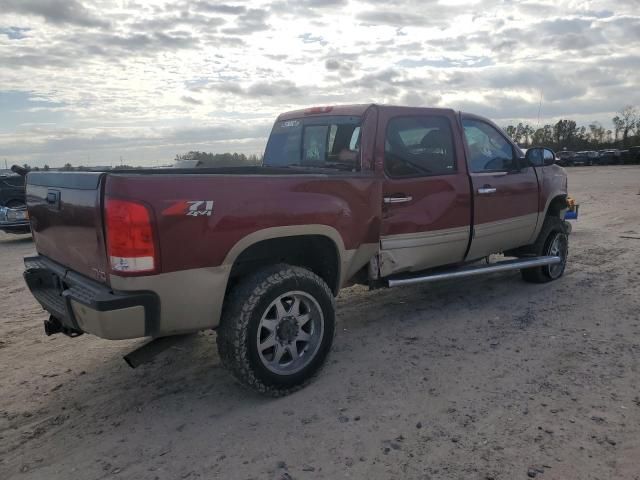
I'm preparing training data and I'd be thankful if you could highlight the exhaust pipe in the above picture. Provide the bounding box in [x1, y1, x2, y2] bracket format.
[387, 255, 561, 288]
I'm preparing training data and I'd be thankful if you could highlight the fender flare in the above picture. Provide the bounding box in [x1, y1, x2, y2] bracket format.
[222, 225, 347, 267]
[531, 193, 567, 242]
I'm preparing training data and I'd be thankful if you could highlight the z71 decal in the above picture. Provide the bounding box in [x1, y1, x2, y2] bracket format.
[162, 200, 214, 217]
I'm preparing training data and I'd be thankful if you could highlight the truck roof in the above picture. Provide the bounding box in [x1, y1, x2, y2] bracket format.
[277, 104, 458, 121]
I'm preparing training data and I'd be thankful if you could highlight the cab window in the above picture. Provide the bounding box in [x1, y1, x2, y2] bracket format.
[385, 116, 456, 177]
[462, 119, 517, 172]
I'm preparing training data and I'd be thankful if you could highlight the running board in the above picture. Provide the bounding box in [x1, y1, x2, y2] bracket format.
[387, 256, 561, 288]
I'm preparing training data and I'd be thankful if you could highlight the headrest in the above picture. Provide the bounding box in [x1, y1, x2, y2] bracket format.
[420, 129, 449, 149]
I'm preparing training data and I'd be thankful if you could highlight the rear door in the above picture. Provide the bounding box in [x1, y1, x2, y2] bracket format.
[378, 109, 472, 277]
[461, 116, 539, 261]
[27, 172, 109, 283]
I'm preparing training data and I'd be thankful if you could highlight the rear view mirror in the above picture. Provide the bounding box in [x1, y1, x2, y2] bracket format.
[526, 147, 556, 167]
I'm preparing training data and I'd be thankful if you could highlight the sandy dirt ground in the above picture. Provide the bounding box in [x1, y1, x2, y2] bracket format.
[1, 165, 639, 480]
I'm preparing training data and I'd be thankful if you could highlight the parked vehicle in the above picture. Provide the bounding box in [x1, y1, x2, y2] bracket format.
[597, 149, 621, 165]
[573, 150, 599, 166]
[0, 205, 30, 234]
[556, 150, 576, 167]
[622, 146, 640, 164]
[22, 105, 570, 395]
[0, 173, 26, 208]
[0, 167, 30, 234]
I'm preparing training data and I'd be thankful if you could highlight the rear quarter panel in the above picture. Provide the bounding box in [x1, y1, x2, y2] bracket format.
[104, 173, 382, 274]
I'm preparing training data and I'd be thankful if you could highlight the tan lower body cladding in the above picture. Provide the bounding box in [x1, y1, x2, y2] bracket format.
[109, 242, 379, 336]
[378, 213, 540, 278]
[379, 225, 470, 277]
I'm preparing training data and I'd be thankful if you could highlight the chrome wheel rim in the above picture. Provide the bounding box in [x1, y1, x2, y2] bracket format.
[256, 291, 324, 375]
[547, 232, 568, 279]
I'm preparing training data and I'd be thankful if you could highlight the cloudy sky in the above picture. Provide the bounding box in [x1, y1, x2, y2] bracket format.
[0, 0, 638, 168]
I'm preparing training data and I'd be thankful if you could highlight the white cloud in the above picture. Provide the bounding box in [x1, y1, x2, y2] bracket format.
[0, 0, 638, 167]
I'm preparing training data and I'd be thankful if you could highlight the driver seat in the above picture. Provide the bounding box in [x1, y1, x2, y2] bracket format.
[420, 129, 454, 174]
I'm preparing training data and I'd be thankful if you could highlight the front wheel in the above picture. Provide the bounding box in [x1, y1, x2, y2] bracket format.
[216, 264, 335, 396]
[521, 216, 569, 283]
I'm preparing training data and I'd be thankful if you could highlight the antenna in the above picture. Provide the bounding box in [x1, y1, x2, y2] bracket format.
[536, 89, 544, 129]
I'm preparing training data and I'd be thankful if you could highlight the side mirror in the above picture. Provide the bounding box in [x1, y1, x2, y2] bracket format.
[525, 147, 556, 167]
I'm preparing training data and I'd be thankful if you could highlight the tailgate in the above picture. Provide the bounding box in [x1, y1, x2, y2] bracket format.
[26, 172, 109, 284]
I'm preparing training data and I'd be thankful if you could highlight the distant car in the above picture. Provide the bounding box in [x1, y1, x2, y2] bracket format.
[0, 205, 30, 234]
[0, 168, 30, 234]
[597, 149, 620, 165]
[622, 146, 640, 165]
[556, 151, 576, 167]
[573, 151, 598, 166]
[0, 174, 26, 208]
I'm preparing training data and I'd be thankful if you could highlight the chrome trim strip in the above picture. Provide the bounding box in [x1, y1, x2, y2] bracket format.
[383, 196, 413, 204]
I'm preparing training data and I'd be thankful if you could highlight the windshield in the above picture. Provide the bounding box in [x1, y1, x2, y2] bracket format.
[263, 115, 361, 170]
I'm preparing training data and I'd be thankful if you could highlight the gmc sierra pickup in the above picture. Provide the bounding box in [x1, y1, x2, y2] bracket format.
[23, 104, 569, 395]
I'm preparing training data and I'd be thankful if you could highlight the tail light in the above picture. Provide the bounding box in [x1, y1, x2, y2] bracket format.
[105, 198, 157, 274]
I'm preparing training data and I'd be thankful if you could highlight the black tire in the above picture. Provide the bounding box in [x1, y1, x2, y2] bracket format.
[216, 264, 335, 396]
[520, 216, 569, 283]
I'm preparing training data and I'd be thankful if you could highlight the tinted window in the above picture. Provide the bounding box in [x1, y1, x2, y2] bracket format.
[385, 116, 456, 177]
[264, 116, 361, 170]
[462, 119, 516, 172]
[543, 149, 555, 163]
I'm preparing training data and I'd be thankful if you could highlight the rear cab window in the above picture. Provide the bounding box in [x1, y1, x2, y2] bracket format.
[264, 116, 362, 171]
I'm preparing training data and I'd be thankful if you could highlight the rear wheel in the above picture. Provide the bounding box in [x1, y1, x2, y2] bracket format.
[521, 216, 569, 283]
[216, 264, 335, 396]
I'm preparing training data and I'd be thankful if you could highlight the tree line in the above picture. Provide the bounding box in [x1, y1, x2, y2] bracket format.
[504, 105, 639, 151]
[174, 151, 262, 167]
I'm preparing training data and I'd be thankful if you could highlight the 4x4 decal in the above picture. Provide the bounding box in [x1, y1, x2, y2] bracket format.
[162, 200, 214, 217]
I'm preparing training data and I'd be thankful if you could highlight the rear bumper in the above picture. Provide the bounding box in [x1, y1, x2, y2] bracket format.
[24, 256, 159, 340]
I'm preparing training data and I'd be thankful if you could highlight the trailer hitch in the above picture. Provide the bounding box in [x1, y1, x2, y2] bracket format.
[44, 316, 83, 338]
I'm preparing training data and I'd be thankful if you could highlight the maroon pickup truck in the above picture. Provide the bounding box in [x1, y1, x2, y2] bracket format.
[23, 104, 569, 395]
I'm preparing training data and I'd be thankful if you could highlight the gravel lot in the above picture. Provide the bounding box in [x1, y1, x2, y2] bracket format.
[1, 166, 640, 480]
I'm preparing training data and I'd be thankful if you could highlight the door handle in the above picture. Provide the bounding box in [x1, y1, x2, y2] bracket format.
[477, 187, 497, 195]
[384, 195, 413, 204]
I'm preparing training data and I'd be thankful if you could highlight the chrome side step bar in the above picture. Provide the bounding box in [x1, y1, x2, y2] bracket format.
[387, 256, 561, 288]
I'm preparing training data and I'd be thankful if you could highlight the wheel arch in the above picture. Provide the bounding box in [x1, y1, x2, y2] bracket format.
[546, 194, 568, 218]
[529, 193, 568, 243]
[223, 226, 346, 295]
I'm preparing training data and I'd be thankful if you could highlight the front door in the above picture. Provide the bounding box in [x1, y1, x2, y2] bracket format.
[461, 116, 539, 261]
[379, 110, 472, 277]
